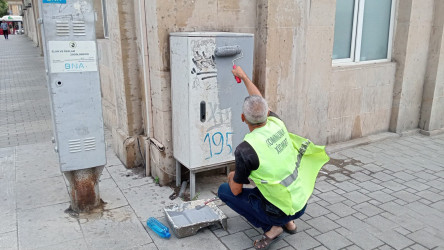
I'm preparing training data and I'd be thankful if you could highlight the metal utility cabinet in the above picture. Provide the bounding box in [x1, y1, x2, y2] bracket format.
[170, 32, 254, 198]
[39, 0, 106, 172]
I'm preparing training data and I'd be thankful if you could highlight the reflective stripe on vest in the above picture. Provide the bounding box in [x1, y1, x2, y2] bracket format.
[259, 139, 310, 187]
[280, 139, 310, 187]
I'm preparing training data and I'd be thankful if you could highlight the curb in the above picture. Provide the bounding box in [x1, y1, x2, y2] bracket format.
[326, 132, 401, 154]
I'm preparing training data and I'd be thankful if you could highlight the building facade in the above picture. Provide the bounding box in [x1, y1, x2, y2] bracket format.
[6, 0, 22, 15]
[23, 0, 444, 184]
[20, 0, 42, 50]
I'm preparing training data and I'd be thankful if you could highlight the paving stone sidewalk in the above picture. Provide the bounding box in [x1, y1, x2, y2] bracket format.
[0, 35, 52, 148]
[1, 36, 444, 250]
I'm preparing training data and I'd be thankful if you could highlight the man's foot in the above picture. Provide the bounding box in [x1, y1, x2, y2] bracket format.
[253, 226, 283, 249]
[283, 220, 297, 234]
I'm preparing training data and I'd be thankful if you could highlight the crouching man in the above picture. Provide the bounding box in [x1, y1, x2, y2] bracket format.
[218, 66, 329, 249]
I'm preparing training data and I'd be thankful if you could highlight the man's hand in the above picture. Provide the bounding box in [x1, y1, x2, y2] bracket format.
[228, 171, 243, 196]
[232, 66, 248, 82]
[231, 66, 262, 97]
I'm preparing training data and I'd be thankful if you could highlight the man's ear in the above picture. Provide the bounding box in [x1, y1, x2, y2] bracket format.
[267, 110, 270, 116]
[241, 113, 245, 122]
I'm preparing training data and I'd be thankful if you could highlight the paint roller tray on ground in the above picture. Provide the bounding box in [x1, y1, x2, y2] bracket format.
[164, 200, 227, 238]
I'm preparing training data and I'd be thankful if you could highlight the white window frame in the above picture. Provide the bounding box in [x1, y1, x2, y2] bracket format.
[333, 0, 396, 65]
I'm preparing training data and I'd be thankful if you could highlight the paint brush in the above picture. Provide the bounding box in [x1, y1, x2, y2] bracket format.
[195, 197, 220, 210]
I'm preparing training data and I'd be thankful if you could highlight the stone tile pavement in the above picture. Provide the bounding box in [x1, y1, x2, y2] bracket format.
[0, 35, 53, 148]
[1, 36, 444, 250]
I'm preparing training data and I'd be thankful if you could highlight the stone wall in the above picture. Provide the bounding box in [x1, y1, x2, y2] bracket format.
[7, 1, 22, 16]
[97, 39, 116, 129]
[140, 0, 412, 183]
[23, 1, 39, 47]
[96, 0, 144, 168]
[391, 0, 435, 132]
[143, 0, 258, 184]
[329, 63, 396, 143]
[419, 0, 444, 133]
[265, 0, 337, 145]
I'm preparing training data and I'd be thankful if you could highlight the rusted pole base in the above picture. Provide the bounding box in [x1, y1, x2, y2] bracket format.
[64, 166, 104, 213]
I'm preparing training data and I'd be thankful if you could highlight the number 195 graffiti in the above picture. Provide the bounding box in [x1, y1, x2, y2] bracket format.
[204, 132, 234, 159]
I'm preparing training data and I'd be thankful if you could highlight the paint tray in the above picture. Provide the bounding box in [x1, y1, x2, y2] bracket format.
[164, 200, 227, 238]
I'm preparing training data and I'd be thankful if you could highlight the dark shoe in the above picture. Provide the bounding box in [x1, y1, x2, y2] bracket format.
[253, 233, 283, 250]
[282, 221, 297, 234]
[283, 225, 297, 234]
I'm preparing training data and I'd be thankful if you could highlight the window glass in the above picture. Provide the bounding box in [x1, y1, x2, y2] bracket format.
[360, 0, 392, 61]
[332, 0, 355, 60]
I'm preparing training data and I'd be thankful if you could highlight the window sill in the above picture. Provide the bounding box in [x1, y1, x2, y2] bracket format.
[332, 59, 393, 69]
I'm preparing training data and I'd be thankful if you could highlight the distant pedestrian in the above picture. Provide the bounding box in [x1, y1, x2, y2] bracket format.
[1, 21, 8, 39]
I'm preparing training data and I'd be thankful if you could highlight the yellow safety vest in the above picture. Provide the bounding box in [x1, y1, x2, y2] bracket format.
[244, 116, 330, 215]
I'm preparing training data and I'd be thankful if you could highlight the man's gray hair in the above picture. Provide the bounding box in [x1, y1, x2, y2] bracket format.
[243, 95, 268, 124]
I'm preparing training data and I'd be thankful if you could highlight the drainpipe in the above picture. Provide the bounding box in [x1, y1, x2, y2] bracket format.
[137, 0, 153, 176]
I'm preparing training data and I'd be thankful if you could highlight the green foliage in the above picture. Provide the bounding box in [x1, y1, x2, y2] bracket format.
[191, 192, 200, 201]
[0, 0, 8, 18]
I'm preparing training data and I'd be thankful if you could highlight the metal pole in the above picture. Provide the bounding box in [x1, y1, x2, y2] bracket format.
[64, 166, 104, 212]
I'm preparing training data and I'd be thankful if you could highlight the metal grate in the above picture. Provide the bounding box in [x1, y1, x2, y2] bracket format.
[68, 137, 96, 153]
[68, 139, 82, 153]
[83, 137, 96, 151]
[56, 21, 70, 36]
[72, 21, 86, 36]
